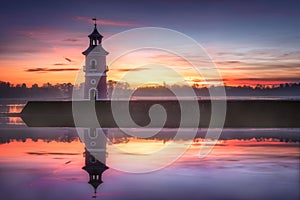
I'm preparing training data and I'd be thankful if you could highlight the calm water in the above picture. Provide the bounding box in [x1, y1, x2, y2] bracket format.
[0, 102, 299, 200]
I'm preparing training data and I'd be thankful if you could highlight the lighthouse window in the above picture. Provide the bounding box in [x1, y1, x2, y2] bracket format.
[89, 128, 98, 139]
[91, 60, 96, 69]
[90, 156, 97, 163]
[90, 79, 97, 85]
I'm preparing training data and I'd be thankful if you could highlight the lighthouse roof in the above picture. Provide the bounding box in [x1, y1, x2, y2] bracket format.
[86, 45, 109, 56]
[82, 18, 105, 56]
[88, 26, 103, 39]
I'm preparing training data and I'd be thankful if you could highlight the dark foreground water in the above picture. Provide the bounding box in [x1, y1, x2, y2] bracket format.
[0, 102, 299, 200]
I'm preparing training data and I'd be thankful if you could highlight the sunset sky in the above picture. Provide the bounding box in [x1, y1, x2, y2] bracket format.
[0, 0, 299, 87]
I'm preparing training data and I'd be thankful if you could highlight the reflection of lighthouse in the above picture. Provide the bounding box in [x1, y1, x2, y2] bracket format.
[83, 18, 109, 100]
[82, 128, 109, 197]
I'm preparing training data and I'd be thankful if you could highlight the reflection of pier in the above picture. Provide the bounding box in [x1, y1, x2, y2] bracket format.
[81, 128, 109, 197]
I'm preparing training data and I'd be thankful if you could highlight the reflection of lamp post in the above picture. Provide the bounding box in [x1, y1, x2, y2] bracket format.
[82, 128, 109, 197]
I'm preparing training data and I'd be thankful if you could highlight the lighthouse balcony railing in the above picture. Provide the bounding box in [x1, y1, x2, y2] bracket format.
[89, 68, 98, 72]
[83, 66, 100, 72]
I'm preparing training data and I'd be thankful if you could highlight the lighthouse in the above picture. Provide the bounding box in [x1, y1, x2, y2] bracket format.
[83, 18, 109, 100]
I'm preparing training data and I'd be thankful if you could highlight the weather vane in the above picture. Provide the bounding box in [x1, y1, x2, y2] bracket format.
[92, 18, 97, 26]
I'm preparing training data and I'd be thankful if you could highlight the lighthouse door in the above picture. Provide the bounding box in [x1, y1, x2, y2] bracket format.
[89, 88, 97, 100]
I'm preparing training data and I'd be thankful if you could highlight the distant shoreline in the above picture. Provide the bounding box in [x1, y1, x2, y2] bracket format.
[1, 95, 300, 102]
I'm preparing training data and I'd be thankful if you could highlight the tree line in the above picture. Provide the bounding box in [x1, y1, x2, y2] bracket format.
[1, 80, 300, 99]
[0, 81, 73, 99]
[132, 82, 300, 97]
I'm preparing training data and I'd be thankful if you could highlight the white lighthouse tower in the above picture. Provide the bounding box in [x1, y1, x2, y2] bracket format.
[83, 18, 109, 100]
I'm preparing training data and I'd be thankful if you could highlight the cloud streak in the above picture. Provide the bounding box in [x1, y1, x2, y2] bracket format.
[27, 152, 79, 156]
[192, 77, 300, 84]
[117, 67, 150, 72]
[63, 38, 79, 42]
[25, 67, 79, 72]
[64, 57, 72, 62]
[215, 60, 300, 71]
[234, 77, 300, 82]
[53, 63, 68, 66]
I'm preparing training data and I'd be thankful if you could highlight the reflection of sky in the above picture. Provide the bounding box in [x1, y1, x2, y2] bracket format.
[0, 103, 26, 126]
[0, 103, 25, 114]
[0, 1, 299, 86]
[0, 138, 299, 199]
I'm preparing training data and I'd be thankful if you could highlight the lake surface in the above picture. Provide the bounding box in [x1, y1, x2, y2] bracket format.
[0, 102, 299, 200]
